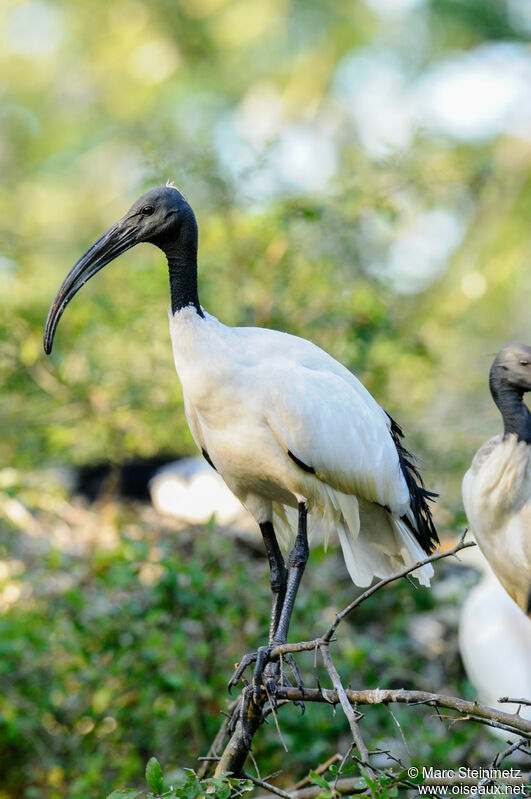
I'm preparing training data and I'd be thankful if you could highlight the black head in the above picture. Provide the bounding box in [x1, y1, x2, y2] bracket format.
[43, 184, 197, 354]
[125, 184, 196, 249]
[490, 342, 531, 395]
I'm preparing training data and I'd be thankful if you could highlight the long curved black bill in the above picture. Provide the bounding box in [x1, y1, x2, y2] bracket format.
[44, 222, 138, 354]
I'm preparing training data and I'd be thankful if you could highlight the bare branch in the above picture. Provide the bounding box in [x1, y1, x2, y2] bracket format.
[492, 739, 530, 770]
[321, 532, 475, 644]
[385, 704, 410, 757]
[320, 644, 372, 772]
[255, 777, 369, 799]
[274, 686, 531, 737]
[498, 697, 531, 707]
[440, 712, 530, 737]
[214, 688, 264, 778]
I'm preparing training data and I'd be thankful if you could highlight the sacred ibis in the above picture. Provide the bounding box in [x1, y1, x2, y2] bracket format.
[458, 546, 531, 737]
[44, 184, 438, 694]
[462, 343, 531, 617]
[150, 456, 255, 531]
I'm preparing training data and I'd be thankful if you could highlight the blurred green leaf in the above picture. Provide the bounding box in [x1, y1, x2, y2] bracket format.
[309, 770, 330, 789]
[145, 758, 164, 794]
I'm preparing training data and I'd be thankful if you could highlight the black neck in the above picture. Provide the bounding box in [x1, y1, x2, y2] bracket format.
[162, 210, 203, 317]
[490, 376, 531, 444]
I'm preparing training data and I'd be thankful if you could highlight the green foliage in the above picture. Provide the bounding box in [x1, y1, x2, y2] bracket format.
[284, 761, 416, 799]
[120, 760, 254, 799]
[106, 791, 142, 799]
[104, 767, 253, 799]
[0, 482, 500, 797]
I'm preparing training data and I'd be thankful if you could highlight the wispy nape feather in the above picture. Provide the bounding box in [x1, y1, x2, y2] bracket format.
[166, 179, 188, 201]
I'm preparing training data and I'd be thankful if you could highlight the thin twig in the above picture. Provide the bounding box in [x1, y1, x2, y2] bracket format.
[321, 532, 474, 644]
[290, 753, 342, 792]
[320, 645, 373, 774]
[350, 754, 418, 791]
[267, 534, 475, 662]
[262, 699, 290, 719]
[333, 745, 354, 792]
[248, 750, 261, 780]
[264, 683, 289, 753]
[386, 704, 410, 758]
[492, 739, 530, 770]
[498, 697, 531, 707]
[243, 772, 293, 799]
[255, 776, 370, 799]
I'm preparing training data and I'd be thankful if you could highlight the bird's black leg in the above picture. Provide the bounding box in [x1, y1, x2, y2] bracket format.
[260, 521, 288, 644]
[252, 503, 309, 704]
[229, 506, 309, 707]
[227, 519, 287, 693]
[271, 502, 309, 646]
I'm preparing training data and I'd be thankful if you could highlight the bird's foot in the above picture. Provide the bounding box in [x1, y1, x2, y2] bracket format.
[260, 654, 306, 715]
[228, 644, 281, 703]
[228, 650, 258, 694]
[229, 644, 305, 712]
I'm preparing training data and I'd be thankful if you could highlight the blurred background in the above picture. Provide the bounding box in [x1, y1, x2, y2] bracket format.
[1, 0, 531, 796]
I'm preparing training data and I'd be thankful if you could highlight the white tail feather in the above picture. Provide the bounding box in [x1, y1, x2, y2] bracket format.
[271, 488, 433, 588]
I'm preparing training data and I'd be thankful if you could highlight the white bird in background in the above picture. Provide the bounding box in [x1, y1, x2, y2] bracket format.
[44, 184, 438, 693]
[463, 343, 531, 617]
[458, 546, 531, 737]
[149, 456, 255, 532]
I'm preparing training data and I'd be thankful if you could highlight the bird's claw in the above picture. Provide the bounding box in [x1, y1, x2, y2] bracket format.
[228, 644, 279, 700]
[228, 651, 258, 693]
[285, 653, 305, 714]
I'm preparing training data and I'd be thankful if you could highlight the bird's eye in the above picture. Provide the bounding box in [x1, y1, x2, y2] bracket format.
[141, 205, 154, 215]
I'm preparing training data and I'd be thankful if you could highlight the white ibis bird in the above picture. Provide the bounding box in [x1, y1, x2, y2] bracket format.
[44, 183, 438, 694]
[458, 546, 531, 738]
[462, 343, 531, 617]
[149, 456, 255, 531]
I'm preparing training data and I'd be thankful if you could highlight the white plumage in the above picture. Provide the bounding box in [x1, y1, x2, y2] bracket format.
[462, 342, 531, 616]
[463, 433, 531, 613]
[170, 306, 434, 587]
[459, 547, 531, 738]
